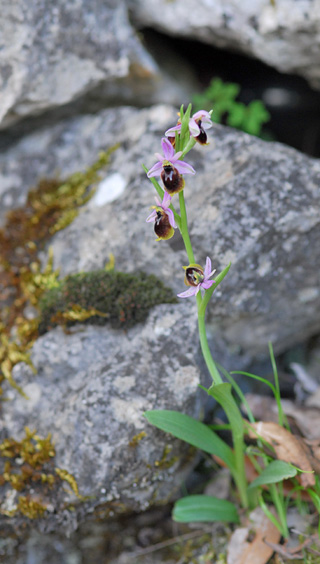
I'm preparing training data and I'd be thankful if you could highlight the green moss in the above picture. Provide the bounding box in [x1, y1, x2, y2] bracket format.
[38, 269, 177, 334]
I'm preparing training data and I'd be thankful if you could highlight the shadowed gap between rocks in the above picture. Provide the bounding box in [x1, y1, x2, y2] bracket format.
[3, 30, 320, 157]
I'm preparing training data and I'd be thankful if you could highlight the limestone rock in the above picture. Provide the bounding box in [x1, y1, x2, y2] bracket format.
[0, 0, 195, 130]
[129, 0, 320, 90]
[2, 301, 201, 534]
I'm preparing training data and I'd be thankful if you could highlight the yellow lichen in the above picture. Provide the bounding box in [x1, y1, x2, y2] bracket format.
[154, 444, 178, 469]
[0, 145, 119, 397]
[55, 468, 84, 500]
[129, 431, 147, 448]
[17, 496, 46, 519]
[0, 337, 35, 398]
[0, 428, 83, 518]
[0, 427, 55, 468]
[50, 304, 109, 327]
[105, 253, 115, 271]
[49, 208, 79, 235]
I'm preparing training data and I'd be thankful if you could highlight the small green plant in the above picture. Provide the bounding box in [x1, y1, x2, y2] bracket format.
[142, 104, 318, 540]
[193, 77, 270, 137]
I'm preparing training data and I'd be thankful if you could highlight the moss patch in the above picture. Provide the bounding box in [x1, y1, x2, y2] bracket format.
[38, 269, 177, 334]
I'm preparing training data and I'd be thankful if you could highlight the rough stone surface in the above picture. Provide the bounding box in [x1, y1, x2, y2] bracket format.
[0, 0, 196, 130]
[129, 0, 320, 90]
[1, 507, 220, 564]
[2, 301, 201, 534]
[1, 104, 318, 356]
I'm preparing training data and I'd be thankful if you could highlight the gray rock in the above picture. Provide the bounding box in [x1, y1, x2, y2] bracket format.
[1, 103, 320, 356]
[129, 0, 320, 90]
[0, 105, 177, 221]
[43, 105, 320, 357]
[0, 0, 195, 130]
[2, 301, 201, 533]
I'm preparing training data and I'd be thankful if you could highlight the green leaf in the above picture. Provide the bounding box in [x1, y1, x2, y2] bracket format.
[144, 410, 235, 469]
[180, 103, 192, 149]
[227, 103, 246, 128]
[207, 383, 244, 440]
[248, 460, 297, 489]
[244, 100, 270, 136]
[173, 495, 239, 523]
[217, 363, 256, 424]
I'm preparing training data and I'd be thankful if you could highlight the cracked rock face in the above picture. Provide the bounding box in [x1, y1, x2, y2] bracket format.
[129, 0, 320, 90]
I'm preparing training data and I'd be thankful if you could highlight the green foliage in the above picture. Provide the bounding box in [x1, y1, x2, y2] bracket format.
[38, 269, 177, 333]
[144, 410, 235, 469]
[192, 77, 270, 136]
[173, 495, 239, 523]
[248, 460, 297, 489]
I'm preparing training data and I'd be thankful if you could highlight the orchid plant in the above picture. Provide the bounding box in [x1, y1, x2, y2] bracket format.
[142, 104, 317, 539]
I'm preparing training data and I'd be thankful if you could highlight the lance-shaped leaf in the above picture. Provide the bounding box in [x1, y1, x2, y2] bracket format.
[144, 410, 235, 470]
[173, 494, 239, 523]
[248, 460, 297, 489]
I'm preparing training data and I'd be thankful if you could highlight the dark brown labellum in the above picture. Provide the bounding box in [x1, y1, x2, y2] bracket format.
[185, 265, 204, 287]
[161, 164, 185, 195]
[195, 120, 208, 145]
[154, 210, 174, 240]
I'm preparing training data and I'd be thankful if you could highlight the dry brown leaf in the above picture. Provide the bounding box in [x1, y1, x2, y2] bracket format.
[248, 421, 315, 487]
[227, 507, 281, 564]
[245, 393, 320, 441]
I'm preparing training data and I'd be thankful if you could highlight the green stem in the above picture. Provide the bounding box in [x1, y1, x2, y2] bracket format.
[233, 435, 249, 509]
[179, 190, 224, 387]
[178, 191, 194, 263]
[179, 190, 222, 385]
[181, 137, 196, 157]
[209, 383, 248, 508]
[197, 308, 223, 385]
[270, 483, 289, 538]
[269, 342, 289, 430]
